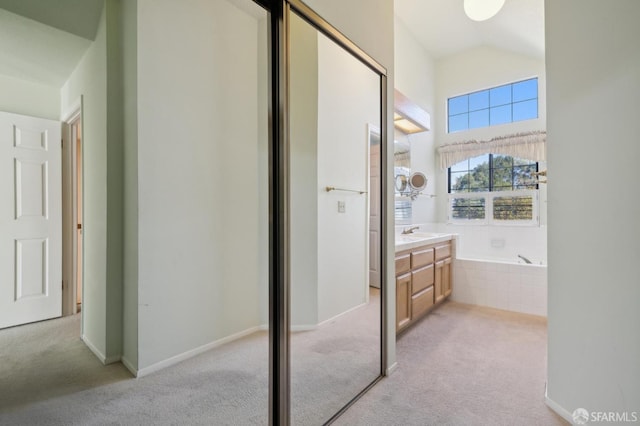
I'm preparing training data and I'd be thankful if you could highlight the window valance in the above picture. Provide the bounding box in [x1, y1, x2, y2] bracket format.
[437, 130, 546, 170]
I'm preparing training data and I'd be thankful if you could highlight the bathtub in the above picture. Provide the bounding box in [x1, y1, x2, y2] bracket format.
[452, 256, 548, 317]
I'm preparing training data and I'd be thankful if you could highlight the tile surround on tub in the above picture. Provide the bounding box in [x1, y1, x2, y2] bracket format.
[396, 224, 547, 316]
[453, 258, 547, 317]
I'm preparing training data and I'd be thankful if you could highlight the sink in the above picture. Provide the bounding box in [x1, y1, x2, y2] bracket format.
[395, 232, 450, 246]
[406, 232, 445, 238]
[395, 231, 454, 251]
[395, 234, 426, 242]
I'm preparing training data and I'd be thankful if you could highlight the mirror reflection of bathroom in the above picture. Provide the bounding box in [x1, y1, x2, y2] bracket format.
[289, 10, 382, 425]
[394, 139, 410, 193]
[394, 139, 412, 223]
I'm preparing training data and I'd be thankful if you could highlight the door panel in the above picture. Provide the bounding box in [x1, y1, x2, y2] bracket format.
[0, 111, 62, 329]
[289, 10, 382, 424]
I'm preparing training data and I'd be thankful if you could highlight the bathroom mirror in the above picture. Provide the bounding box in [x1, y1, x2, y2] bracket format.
[289, 9, 382, 424]
[394, 139, 410, 168]
[396, 174, 409, 193]
[394, 140, 413, 222]
[394, 140, 411, 190]
[395, 174, 408, 192]
[409, 171, 427, 192]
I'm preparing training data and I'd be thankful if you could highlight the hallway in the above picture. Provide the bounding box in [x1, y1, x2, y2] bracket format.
[1, 301, 566, 425]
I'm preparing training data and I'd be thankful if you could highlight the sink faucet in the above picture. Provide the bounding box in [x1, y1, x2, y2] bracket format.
[518, 254, 533, 264]
[401, 226, 420, 235]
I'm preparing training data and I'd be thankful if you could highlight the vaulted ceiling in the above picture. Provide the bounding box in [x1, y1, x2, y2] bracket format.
[0, 0, 544, 89]
[0, 0, 103, 87]
[0, 0, 103, 40]
[395, 0, 545, 60]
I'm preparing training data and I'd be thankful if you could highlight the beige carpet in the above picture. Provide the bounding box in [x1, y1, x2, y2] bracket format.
[0, 299, 565, 425]
[0, 292, 380, 425]
[335, 301, 568, 426]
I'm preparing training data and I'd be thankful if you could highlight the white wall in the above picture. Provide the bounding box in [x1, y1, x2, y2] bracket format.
[104, 0, 124, 364]
[290, 18, 381, 326]
[60, 0, 124, 364]
[60, 4, 111, 362]
[545, 0, 640, 419]
[317, 33, 379, 322]
[0, 74, 59, 120]
[290, 14, 319, 328]
[394, 16, 437, 224]
[304, 0, 396, 373]
[447, 224, 547, 264]
[136, 0, 266, 370]
[257, 16, 269, 328]
[122, 0, 139, 371]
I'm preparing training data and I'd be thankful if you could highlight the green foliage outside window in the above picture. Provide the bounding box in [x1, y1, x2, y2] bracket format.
[449, 154, 537, 221]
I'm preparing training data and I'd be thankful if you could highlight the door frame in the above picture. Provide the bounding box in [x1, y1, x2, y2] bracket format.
[61, 97, 83, 326]
[367, 123, 381, 290]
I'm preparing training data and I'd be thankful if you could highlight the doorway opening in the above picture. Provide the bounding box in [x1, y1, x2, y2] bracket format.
[62, 106, 83, 319]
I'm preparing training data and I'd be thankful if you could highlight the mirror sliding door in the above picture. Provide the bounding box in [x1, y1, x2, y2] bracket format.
[281, 1, 388, 424]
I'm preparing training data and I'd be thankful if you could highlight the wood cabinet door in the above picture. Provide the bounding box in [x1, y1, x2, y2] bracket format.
[435, 243, 452, 261]
[395, 253, 411, 275]
[443, 258, 452, 297]
[434, 260, 445, 303]
[396, 272, 411, 332]
[412, 286, 434, 319]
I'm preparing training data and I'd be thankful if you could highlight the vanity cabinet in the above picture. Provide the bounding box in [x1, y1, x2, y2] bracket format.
[395, 239, 454, 334]
[434, 243, 453, 303]
[396, 273, 411, 332]
[395, 254, 411, 332]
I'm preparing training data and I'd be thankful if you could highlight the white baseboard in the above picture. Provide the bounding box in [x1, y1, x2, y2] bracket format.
[259, 301, 368, 332]
[136, 325, 263, 378]
[545, 384, 574, 423]
[259, 323, 318, 331]
[290, 301, 368, 331]
[386, 361, 398, 376]
[104, 354, 121, 365]
[121, 356, 138, 377]
[82, 335, 121, 365]
[291, 324, 318, 332]
[82, 334, 108, 364]
[318, 301, 367, 327]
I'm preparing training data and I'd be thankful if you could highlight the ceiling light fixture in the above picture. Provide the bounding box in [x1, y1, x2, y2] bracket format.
[464, 0, 505, 22]
[394, 89, 431, 134]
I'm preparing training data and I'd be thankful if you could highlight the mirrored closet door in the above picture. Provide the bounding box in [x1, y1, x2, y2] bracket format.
[287, 4, 386, 424]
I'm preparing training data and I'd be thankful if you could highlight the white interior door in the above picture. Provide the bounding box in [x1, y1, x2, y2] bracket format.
[0, 111, 62, 329]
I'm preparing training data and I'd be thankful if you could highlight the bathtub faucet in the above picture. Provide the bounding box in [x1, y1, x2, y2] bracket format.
[518, 254, 533, 264]
[402, 226, 420, 234]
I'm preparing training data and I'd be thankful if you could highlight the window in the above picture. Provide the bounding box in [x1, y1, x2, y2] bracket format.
[448, 154, 539, 225]
[395, 200, 412, 224]
[448, 78, 538, 133]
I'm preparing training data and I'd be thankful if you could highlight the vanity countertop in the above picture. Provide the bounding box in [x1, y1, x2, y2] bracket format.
[394, 232, 457, 252]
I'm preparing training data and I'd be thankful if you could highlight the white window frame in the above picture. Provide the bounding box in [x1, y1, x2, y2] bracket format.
[446, 77, 539, 134]
[448, 189, 539, 226]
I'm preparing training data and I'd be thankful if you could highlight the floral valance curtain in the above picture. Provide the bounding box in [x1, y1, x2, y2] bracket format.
[437, 130, 546, 170]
